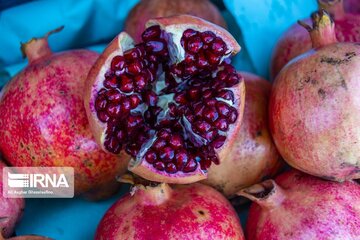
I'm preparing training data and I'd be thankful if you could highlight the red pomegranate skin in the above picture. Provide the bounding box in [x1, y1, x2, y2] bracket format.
[203, 72, 282, 198]
[95, 183, 244, 240]
[271, 2, 360, 79]
[0, 40, 128, 197]
[124, 0, 227, 43]
[0, 160, 25, 238]
[239, 170, 360, 240]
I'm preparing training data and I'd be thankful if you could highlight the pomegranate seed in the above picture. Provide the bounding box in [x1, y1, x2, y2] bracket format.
[145, 150, 157, 164]
[182, 29, 197, 39]
[211, 135, 226, 149]
[203, 107, 219, 122]
[200, 159, 212, 170]
[193, 103, 205, 116]
[169, 135, 183, 149]
[104, 137, 121, 154]
[145, 68, 155, 82]
[134, 74, 147, 92]
[126, 143, 140, 157]
[228, 108, 238, 123]
[111, 56, 125, 71]
[127, 115, 143, 129]
[124, 47, 143, 61]
[153, 139, 167, 151]
[184, 65, 198, 75]
[174, 92, 188, 105]
[168, 103, 177, 117]
[120, 98, 131, 115]
[217, 71, 228, 81]
[165, 163, 177, 173]
[215, 118, 229, 131]
[106, 90, 123, 103]
[120, 76, 134, 93]
[183, 158, 198, 172]
[184, 54, 197, 64]
[95, 96, 107, 111]
[145, 40, 166, 54]
[187, 36, 203, 53]
[217, 90, 234, 102]
[153, 161, 165, 171]
[226, 74, 240, 86]
[202, 89, 213, 99]
[207, 52, 220, 65]
[106, 103, 121, 117]
[203, 131, 218, 143]
[158, 129, 171, 140]
[216, 102, 231, 117]
[195, 121, 212, 133]
[126, 61, 143, 75]
[142, 25, 161, 41]
[170, 64, 183, 76]
[187, 88, 200, 101]
[197, 54, 209, 69]
[175, 151, 188, 169]
[159, 147, 175, 162]
[117, 130, 127, 142]
[201, 31, 216, 44]
[143, 91, 158, 106]
[211, 38, 227, 55]
[97, 111, 110, 122]
[104, 76, 119, 89]
[129, 94, 141, 109]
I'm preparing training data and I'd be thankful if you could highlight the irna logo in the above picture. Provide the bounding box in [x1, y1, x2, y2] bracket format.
[7, 172, 69, 188]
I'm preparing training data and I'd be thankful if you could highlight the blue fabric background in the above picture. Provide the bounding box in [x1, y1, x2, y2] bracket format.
[0, 0, 317, 239]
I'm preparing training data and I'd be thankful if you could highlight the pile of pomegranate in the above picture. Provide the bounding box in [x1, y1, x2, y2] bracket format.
[0, 0, 359, 238]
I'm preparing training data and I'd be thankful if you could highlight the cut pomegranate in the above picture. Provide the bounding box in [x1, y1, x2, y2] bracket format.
[85, 15, 244, 183]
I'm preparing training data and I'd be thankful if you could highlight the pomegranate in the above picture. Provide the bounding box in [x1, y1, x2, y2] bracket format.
[203, 72, 282, 198]
[85, 15, 245, 184]
[0, 27, 128, 198]
[238, 170, 360, 240]
[95, 178, 244, 239]
[271, 0, 360, 79]
[344, 0, 360, 14]
[269, 10, 360, 181]
[124, 0, 227, 43]
[0, 160, 25, 238]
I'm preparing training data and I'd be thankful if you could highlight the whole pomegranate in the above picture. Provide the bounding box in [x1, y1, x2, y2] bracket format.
[202, 72, 282, 198]
[124, 0, 227, 43]
[0, 27, 128, 198]
[344, 0, 360, 14]
[238, 170, 360, 240]
[269, 10, 360, 181]
[95, 180, 244, 239]
[0, 160, 25, 238]
[85, 15, 245, 184]
[271, 0, 360, 79]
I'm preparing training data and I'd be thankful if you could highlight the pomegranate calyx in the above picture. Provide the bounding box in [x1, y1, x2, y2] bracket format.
[20, 26, 64, 63]
[237, 180, 286, 210]
[298, 10, 337, 48]
[131, 182, 173, 206]
[317, 0, 346, 20]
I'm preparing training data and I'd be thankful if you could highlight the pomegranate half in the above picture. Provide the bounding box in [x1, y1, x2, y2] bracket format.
[202, 72, 282, 198]
[0, 27, 128, 198]
[95, 180, 244, 239]
[271, 0, 360, 79]
[238, 170, 360, 240]
[125, 0, 227, 43]
[269, 10, 360, 181]
[85, 15, 245, 184]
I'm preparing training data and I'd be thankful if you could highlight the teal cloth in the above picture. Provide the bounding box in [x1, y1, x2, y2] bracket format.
[0, 0, 317, 239]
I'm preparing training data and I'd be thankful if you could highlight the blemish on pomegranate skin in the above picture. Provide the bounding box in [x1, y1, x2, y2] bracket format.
[318, 88, 326, 99]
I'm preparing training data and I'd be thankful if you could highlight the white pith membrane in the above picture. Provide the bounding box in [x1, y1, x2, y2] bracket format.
[93, 20, 241, 183]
